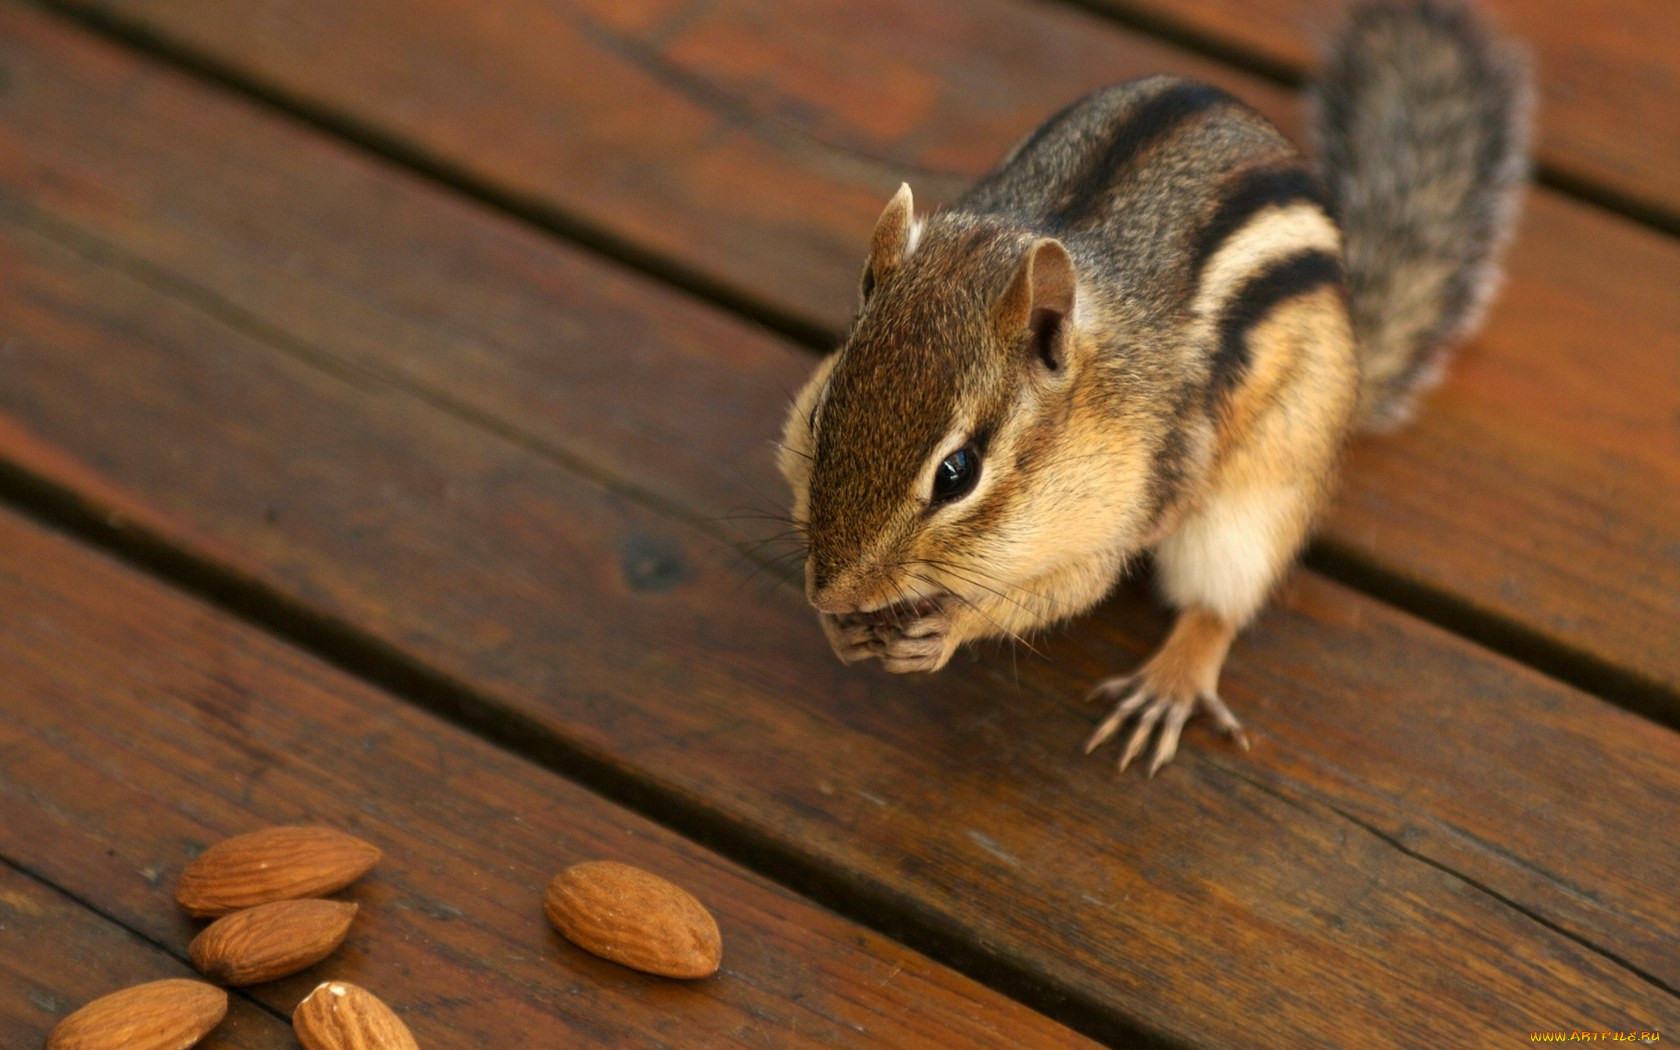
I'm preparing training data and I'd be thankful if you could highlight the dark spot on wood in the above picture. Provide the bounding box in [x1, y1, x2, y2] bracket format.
[29, 989, 64, 1015]
[620, 534, 689, 593]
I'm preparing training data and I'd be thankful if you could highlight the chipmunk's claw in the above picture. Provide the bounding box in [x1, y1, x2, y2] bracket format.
[1084, 676, 1248, 775]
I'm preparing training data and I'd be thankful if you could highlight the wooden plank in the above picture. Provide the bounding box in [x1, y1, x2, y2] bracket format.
[0, 11, 1676, 1045]
[0, 865, 292, 1049]
[1083, 0, 1680, 223]
[28, 0, 1680, 701]
[0, 507, 1096, 1049]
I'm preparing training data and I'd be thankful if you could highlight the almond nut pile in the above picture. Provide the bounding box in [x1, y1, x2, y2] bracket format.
[176, 825, 379, 990]
[46, 824, 410, 1050]
[47, 826, 726, 1047]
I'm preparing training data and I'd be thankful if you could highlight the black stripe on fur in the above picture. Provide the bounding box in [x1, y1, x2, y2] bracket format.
[1046, 81, 1233, 230]
[1189, 166, 1330, 283]
[1211, 250, 1343, 404]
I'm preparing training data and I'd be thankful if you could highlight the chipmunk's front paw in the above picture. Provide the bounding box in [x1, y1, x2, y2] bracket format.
[819, 596, 959, 673]
[872, 606, 957, 673]
[819, 611, 880, 665]
[1083, 672, 1249, 776]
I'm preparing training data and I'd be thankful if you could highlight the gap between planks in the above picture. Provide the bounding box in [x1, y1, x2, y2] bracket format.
[20, 0, 832, 352]
[0, 854, 294, 1028]
[1217, 762, 1680, 1000]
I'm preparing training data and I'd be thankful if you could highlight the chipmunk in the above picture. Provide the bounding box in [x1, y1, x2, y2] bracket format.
[778, 0, 1530, 774]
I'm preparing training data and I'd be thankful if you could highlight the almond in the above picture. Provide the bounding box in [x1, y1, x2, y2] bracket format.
[188, 898, 358, 986]
[176, 826, 381, 917]
[543, 860, 722, 979]
[292, 981, 419, 1050]
[47, 978, 227, 1050]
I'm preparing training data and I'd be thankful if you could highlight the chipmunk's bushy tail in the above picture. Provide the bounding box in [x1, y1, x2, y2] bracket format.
[1310, 0, 1532, 430]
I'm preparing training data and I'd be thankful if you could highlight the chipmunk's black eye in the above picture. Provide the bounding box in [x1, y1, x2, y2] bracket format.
[932, 446, 980, 504]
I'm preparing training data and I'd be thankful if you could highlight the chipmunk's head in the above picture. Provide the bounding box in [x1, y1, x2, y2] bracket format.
[777, 185, 1155, 655]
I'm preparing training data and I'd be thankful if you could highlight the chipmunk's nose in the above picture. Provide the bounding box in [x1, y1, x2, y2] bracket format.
[807, 580, 858, 616]
[806, 559, 864, 614]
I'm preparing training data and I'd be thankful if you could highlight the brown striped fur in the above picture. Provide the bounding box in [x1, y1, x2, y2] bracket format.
[778, 1, 1528, 772]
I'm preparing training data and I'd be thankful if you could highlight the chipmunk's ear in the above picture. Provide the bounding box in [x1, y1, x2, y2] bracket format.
[861, 183, 914, 303]
[996, 238, 1077, 372]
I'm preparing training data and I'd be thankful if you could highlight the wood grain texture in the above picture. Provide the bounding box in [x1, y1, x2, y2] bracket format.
[27, 0, 1680, 700]
[0, 11, 1675, 1046]
[0, 507, 1095, 1050]
[1083, 0, 1680, 222]
[0, 867, 291, 1050]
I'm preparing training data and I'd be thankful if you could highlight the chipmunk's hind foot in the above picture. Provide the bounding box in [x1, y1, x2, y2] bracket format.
[1084, 672, 1249, 776]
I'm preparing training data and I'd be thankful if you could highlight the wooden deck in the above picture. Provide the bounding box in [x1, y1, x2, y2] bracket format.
[1, 0, 1675, 1045]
